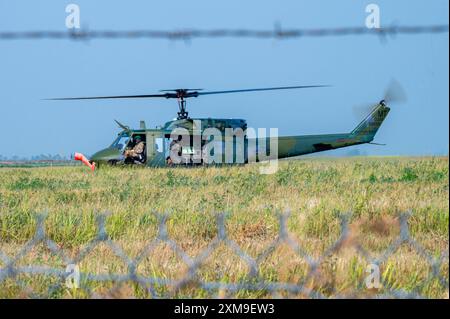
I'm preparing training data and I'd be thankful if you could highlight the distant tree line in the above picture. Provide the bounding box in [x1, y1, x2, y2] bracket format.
[0, 154, 72, 161]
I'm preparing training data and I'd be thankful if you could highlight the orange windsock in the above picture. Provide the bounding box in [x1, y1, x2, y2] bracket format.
[74, 152, 96, 171]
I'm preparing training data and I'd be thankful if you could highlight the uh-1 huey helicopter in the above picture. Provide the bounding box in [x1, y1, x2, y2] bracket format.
[50, 82, 402, 168]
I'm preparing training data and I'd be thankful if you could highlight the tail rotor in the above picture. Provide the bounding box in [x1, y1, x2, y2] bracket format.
[353, 79, 407, 120]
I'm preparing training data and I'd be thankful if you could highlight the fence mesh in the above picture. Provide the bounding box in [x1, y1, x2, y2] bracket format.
[0, 211, 448, 299]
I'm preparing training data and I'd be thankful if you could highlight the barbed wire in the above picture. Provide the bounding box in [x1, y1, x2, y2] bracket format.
[0, 25, 448, 41]
[0, 210, 448, 299]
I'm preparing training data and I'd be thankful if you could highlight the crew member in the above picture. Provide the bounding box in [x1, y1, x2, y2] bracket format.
[167, 135, 183, 165]
[125, 135, 145, 163]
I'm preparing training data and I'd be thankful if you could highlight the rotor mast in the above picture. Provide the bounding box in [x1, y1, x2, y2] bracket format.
[176, 97, 187, 119]
[175, 90, 190, 120]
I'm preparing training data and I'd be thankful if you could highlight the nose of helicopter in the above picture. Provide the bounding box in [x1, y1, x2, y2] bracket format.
[90, 147, 122, 163]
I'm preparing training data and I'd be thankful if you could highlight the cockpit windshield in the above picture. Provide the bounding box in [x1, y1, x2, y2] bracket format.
[110, 133, 130, 151]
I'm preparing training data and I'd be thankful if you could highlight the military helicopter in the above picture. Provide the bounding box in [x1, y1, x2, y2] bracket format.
[50, 84, 397, 168]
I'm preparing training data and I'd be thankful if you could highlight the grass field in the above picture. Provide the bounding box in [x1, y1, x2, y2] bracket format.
[0, 157, 448, 298]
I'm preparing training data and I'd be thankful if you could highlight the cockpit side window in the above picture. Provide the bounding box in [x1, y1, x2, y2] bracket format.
[111, 133, 130, 151]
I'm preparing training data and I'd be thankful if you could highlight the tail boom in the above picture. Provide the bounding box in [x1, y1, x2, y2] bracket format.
[261, 101, 390, 160]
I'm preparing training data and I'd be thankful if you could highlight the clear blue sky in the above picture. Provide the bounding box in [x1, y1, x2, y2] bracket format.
[0, 0, 448, 157]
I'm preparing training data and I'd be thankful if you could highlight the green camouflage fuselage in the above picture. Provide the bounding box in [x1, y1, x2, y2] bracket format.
[90, 102, 390, 166]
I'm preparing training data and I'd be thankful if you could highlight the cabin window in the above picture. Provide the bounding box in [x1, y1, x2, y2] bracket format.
[155, 137, 164, 153]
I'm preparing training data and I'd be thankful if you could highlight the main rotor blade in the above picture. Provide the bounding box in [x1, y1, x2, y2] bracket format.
[46, 84, 330, 101]
[46, 94, 168, 100]
[196, 85, 330, 96]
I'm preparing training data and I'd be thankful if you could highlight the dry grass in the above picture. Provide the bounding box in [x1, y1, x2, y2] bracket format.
[0, 156, 448, 298]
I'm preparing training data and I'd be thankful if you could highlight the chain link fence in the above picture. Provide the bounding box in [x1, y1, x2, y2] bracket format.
[0, 211, 448, 298]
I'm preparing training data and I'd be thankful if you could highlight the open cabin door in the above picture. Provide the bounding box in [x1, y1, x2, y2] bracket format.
[145, 131, 167, 167]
